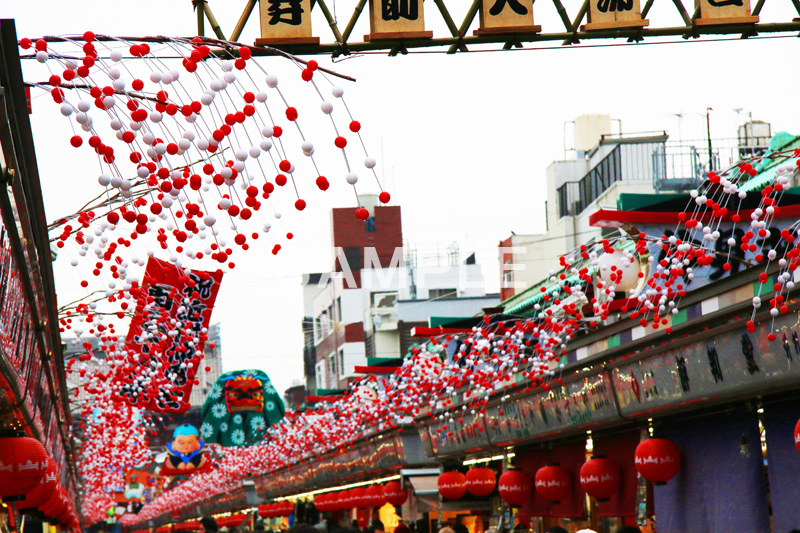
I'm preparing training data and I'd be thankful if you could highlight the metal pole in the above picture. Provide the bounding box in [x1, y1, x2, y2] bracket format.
[749, 111, 754, 154]
[706, 107, 714, 173]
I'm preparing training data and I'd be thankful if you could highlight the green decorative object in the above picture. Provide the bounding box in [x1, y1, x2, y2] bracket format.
[200, 369, 285, 447]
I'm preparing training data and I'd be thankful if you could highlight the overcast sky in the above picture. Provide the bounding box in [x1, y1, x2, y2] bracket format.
[6, 0, 800, 396]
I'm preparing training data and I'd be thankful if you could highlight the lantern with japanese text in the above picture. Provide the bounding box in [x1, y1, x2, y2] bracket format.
[466, 468, 496, 497]
[634, 438, 681, 483]
[498, 469, 532, 506]
[18, 457, 58, 512]
[365, 485, 386, 508]
[340, 489, 355, 509]
[579, 458, 621, 500]
[794, 418, 800, 454]
[0, 437, 48, 499]
[438, 471, 467, 500]
[258, 504, 271, 519]
[534, 465, 572, 502]
[384, 481, 408, 506]
[280, 501, 294, 516]
[314, 493, 330, 513]
[351, 487, 368, 509]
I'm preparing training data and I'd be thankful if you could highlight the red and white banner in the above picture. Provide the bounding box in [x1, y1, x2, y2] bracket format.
[119, 257, 222, 413]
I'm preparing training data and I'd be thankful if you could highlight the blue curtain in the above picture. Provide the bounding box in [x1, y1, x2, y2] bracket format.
[763, 400, 800, 532]
[653, 409, 769, 533]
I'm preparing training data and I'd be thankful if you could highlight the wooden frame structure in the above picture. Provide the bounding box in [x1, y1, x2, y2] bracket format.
[190, 0, 800, 56]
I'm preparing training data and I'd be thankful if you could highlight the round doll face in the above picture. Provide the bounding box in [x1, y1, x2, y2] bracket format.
[173, 434, 200, 454]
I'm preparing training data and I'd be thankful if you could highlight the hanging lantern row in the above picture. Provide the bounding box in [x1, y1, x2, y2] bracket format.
[257, 501, 294, 519]
[217, 514, 249, 528]
[314, 481, 407, 513]
[0, 437, 80, 530]
[436, 438, 681, 507]
[173, 521, 202, 531]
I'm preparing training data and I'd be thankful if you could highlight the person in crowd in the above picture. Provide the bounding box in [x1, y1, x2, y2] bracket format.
[615, 527, 642, 533]
[544, 527, 567, 533]
[201, 517, 219, 533]
[285, 524, 319, 533]
[439, 527, 455, 533]
[394, 522, 410, 533]
[371, 520, 385, 533]
[452, 523, 468, 533]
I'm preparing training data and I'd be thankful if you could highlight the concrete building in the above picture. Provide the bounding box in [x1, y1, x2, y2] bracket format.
[189, 323, 223, 407]
[498, 113, 774, 300]
[303, 197, 499, 393]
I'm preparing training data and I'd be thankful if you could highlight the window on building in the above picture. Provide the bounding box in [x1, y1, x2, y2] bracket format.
[338, 348, 345, 377]
[329, 353, 337, 383]
[336, 296, 342, 323]
[315, 361, 325, 389]
[429, 288, 457, 299]
[365, 216, 376, 233]
[371, 291, 398, 308]
[343, 246, 363, 271]
[502, 269, 514, 287]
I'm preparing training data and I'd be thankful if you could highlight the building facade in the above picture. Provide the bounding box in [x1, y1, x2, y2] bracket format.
[303, 196, 499, 393]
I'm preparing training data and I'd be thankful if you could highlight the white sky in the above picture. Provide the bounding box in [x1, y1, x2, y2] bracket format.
[6, 0, 800, 396]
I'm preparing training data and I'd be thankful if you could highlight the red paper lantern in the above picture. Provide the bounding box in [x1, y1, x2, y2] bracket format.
[334, 490, 347, 511]
[384, 481, 408, 506]
[365, 485, 386, 508]
[228, 514, 247, 527]
[0, 437, 48, 498]
[438, 471, 467, 500]
[579, 458, 621, 500]
[340, 489, 354, 509]
[498, 469, 532, 506]
[281, 501, 295, 516]
[351, 487, 367, 509]
[634, 438, 681, 483]
[314, 494, 330, 513]
[18, 457, 58, 511]
[794, 418, 800, 454]
[258, 504, 271, 519]
[466, 468, 496, 497]
[534, 465, 572, 502]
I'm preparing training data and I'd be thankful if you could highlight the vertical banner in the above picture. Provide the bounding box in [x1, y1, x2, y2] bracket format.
[762, 401, 800, 533]
[516, 440, 586, 518]
[653, 409, 769, 533]
[591, 430, 640, 517]
[121, 257, 223, 413]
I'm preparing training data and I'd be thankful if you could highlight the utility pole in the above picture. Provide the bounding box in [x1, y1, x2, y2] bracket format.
[706, 107, 714, 173]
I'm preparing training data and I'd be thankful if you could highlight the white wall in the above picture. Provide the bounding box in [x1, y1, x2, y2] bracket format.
[340, 342, 366, 379]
